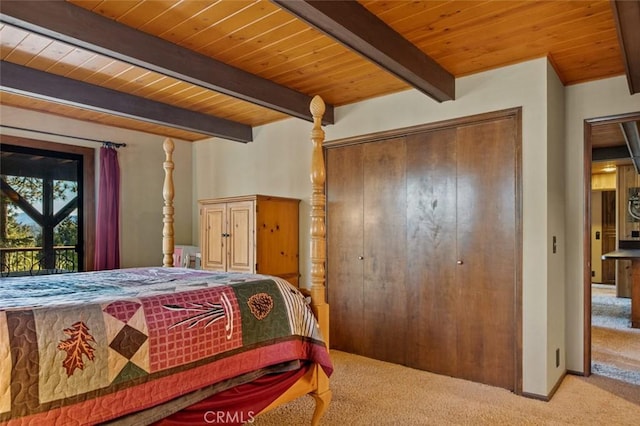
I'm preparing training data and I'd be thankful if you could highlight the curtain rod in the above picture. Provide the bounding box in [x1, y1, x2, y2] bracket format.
[0, 124, 127, 148]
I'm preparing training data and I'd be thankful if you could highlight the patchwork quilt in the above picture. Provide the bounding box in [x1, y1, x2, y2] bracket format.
[0, 267, 332, 425]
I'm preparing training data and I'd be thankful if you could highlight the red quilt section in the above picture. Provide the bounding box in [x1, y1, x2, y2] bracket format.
[144, 286, 242, 371]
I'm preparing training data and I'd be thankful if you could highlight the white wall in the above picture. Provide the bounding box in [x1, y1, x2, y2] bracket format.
[564, 77, 640, 373]
[194, 58, 555, 395]
[0, 106, 193, 267]
[192, 117, 315, 276]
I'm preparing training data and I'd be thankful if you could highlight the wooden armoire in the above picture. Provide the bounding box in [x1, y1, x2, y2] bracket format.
[199, 195, 300, 286]
[326, 109, 522, 391]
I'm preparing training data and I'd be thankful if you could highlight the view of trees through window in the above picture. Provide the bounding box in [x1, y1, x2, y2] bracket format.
[2, 177, 78, 244]
[0, 146, 82, 276]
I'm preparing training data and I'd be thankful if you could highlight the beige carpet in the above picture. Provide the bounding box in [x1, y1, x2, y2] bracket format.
[253, 350, 640, 425]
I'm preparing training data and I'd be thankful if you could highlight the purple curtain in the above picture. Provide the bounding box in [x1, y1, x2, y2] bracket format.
[94, 146, 120, 270]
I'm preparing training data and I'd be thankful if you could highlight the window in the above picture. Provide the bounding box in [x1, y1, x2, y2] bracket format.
[0, 136, 95, 275]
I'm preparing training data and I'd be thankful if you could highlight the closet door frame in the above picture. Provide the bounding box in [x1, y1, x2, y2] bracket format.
[324, 107, 523, 393]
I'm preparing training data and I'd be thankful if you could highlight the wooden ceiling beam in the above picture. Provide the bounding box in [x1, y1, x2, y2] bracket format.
[0, 0, 334, 125]
[611, 0, 640, 94]
[592, 145, 631, 162]
[272, 0, 455, 102]
[0, 61, 253, 143]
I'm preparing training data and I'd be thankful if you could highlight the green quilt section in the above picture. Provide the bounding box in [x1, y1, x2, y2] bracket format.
[231, 279, 291, 346]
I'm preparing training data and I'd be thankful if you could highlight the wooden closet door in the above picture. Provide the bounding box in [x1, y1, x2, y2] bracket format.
[406, 128, 458, 376]
[362, 138, 408, 365]
[327, 111, 520, 390]
[455, 117, 517, 390]
[327, 145, 365, 354]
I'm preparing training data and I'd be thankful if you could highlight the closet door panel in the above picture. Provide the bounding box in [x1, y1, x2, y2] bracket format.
[363, 138, 407, 365]
[406, 128, 458, 376]
[455, 117, 517, 390]
[327, 145, 365, 354]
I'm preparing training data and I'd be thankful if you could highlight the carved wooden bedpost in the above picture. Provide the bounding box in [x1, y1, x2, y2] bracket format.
[309, 95, 328, 343]
[309, 95, 331, 426]
[162, 138, 175, 267]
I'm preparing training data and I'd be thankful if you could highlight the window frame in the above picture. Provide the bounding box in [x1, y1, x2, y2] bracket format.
[0, 134, 96, 271]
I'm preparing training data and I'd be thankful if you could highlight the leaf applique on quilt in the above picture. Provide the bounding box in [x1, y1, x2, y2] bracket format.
[247, 293, 273, 320]
[57, 321, 96, 377]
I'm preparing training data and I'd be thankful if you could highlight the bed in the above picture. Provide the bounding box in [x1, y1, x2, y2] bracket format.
[0, 96, 331, 425]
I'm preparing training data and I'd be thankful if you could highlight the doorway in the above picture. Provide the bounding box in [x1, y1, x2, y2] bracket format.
[584, 112, 640, 382]
[0, 135, 95, 273]
[1, 144, 84, 274]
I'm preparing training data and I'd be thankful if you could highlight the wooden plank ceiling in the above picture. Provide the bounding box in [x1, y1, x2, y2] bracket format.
[592, 121, 634, 174]
[0, 0, 637, 143]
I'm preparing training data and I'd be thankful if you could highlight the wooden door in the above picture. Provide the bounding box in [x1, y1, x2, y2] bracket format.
[327, 144, 365, 354]
[455, 117, 517, 390]
[326, 110, 520, 391]
[406, 128, 458, 377]
[201, 203, 226, 271]
[227, 201, 254, 273]
[601, 190, 616, 284]
[362, 138, 408, 365]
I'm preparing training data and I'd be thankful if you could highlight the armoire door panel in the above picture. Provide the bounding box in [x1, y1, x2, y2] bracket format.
[327, 145, 365, 354]
[227, 201, 254, 273]
[455, 117, 516, 390]
[405, 128, 458, 376]
[362, 138, 408, 365]
[202, 205, 226, 271]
